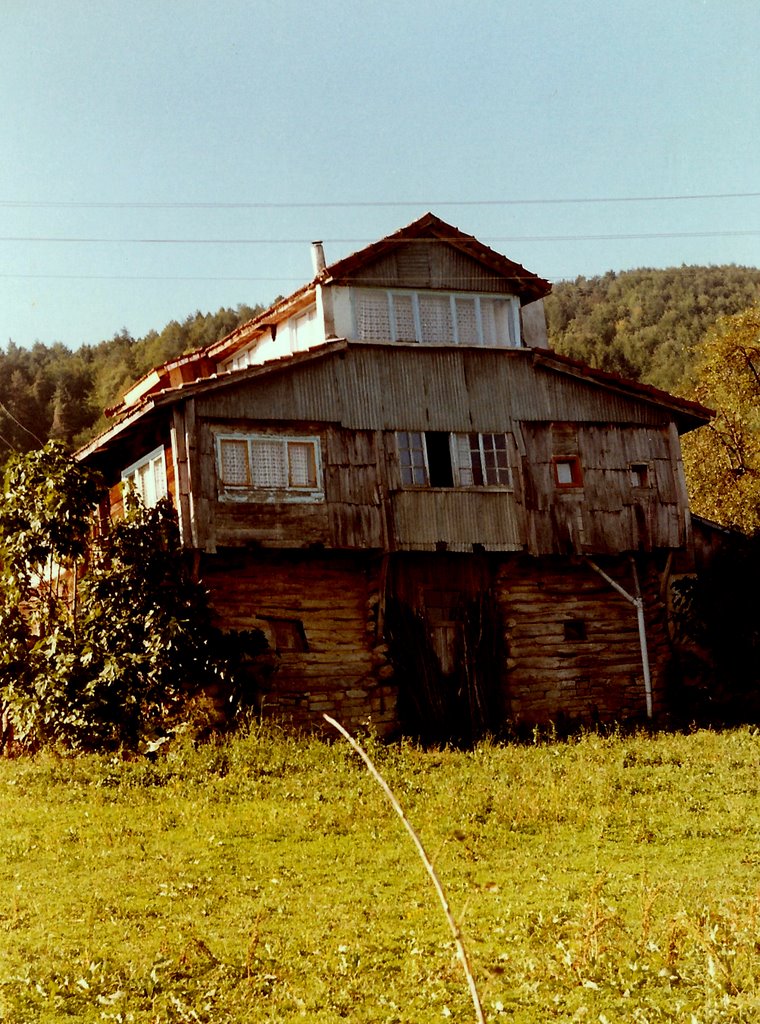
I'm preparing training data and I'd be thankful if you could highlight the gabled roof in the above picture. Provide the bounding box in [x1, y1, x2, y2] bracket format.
[312, 211, 551, 299]
[105, 213, 551, 418]
[207, 212, 550, 363]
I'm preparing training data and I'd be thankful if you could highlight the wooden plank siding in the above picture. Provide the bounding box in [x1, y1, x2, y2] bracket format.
[201, 551, 397, 735]
[496, 555, 672, 724]
[333, 240, 521, 295]
[522, 423, 685, 554]
[390, 490, 524, 552]
[192, 347, 676, 434]
[187, 345, 691, 557]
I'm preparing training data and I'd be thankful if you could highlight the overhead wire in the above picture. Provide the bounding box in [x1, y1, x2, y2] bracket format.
[1, 191, 757, 284]
[2, 190, 760, 209]
[2, 230, 760, 245]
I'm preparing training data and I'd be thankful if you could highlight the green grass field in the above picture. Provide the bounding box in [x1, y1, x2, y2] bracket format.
[0, 725, 758, 1023]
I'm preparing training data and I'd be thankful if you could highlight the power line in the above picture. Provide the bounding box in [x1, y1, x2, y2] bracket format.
[2, 191, 760, 209]
[0, 399, 45, 446]
[2, 230, 760, 245]
[0, 273, 305, 282]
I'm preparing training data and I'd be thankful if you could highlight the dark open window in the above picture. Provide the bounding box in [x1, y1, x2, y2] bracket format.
[396, 431, 514, 489]
[262, 617, 309, 652]
[563, 619, 587, 642]
[425, 432, 454, 487]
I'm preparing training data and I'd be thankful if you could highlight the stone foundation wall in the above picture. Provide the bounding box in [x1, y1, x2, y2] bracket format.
[201, 550, 672, 736]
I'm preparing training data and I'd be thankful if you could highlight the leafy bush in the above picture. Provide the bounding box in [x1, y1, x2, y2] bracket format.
[0, 442, 267, 751]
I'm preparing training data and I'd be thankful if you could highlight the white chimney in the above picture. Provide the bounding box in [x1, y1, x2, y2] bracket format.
[311, 241, 326, 275]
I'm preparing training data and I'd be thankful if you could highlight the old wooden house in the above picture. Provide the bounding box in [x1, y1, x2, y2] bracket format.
[78, 213, 711, 740]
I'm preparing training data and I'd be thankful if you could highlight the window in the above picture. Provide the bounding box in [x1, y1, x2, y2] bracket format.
[216, 434, 322, 500]
[356, 289, 520, 347]
[121, 446, 168, 507]
[291, 305, 318, 352]
[563, 619, 587, 642]
[456, 432, 513, 487]
[262, 617, 309, 652]
[629, 462, 651, 488]
[553, 455, 583, 488]
[397, 431, 428, 486]
[396, 431, 514, 489]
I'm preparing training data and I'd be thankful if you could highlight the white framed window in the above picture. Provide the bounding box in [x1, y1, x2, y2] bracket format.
[216, 433, 323, 501]
[290, 304, 318, 352]
[355, 289, 521, 347]
[396, 431, 514, 489]
[453, 432, 513, 487]
[397, 430, 428, 486]
[121, 446, 168, 507]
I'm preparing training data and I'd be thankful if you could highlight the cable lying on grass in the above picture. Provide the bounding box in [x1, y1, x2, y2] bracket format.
[323, 714, 487, 1024]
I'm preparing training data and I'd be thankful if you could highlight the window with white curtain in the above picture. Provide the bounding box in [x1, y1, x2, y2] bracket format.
[216, 434, 322, 501]
[356, 289, 521, 347]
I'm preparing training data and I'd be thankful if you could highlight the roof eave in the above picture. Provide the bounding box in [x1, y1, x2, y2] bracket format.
[533, 348, 713, 430]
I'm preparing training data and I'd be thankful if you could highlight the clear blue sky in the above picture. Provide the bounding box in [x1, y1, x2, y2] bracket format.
[2, 0, 759, 349]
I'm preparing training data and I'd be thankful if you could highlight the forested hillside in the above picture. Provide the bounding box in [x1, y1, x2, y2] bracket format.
[545, 264, 760, 392]
[0, 304, 261, 466]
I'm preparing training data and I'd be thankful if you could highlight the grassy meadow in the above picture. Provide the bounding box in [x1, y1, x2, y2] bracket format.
[0, 725, 758, 1023]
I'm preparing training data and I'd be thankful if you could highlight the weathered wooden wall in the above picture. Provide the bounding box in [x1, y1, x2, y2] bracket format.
[199, 549, 672, 735]
[189, 413, 687, 557]
[522, 423, 685, 554]
[496, 555, 671, 724]
[390, 490, 524, 552]
[332, 241, 521, 295]
[192, 345, 681, 434]
[201, 551, 397, 736]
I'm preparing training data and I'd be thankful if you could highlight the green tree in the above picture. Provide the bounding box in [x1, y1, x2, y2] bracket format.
[546, 264, 760, 391]
[0, 443, 266, 750]
[0, 441, 104, 604]
[681, 308, 760, 534]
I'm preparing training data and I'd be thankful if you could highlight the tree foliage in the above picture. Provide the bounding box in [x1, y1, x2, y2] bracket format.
[680, 308, 760, 534]
[0, 304, 263, 471]
[0, 441, 105, 593]
[0, 443, 266, 751]
[545, 264, 760, 392]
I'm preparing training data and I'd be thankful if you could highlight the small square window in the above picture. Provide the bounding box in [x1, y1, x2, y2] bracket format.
[553, 456, 582, 487]
[263, 617, 309, 652]
[563, 619, 587, 642]
[629, 462, 650, 488]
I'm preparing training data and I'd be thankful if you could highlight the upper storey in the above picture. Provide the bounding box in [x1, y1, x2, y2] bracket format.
[109, 213, 552, 418]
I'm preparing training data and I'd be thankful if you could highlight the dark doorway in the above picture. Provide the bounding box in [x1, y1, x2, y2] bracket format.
[384, 556, 505, 746]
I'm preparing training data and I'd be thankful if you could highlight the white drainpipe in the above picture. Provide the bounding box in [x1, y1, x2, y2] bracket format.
[586, 557, 654, 720]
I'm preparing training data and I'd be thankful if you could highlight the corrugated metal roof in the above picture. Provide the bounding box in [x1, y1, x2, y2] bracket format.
[77, 339, 712, 465]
